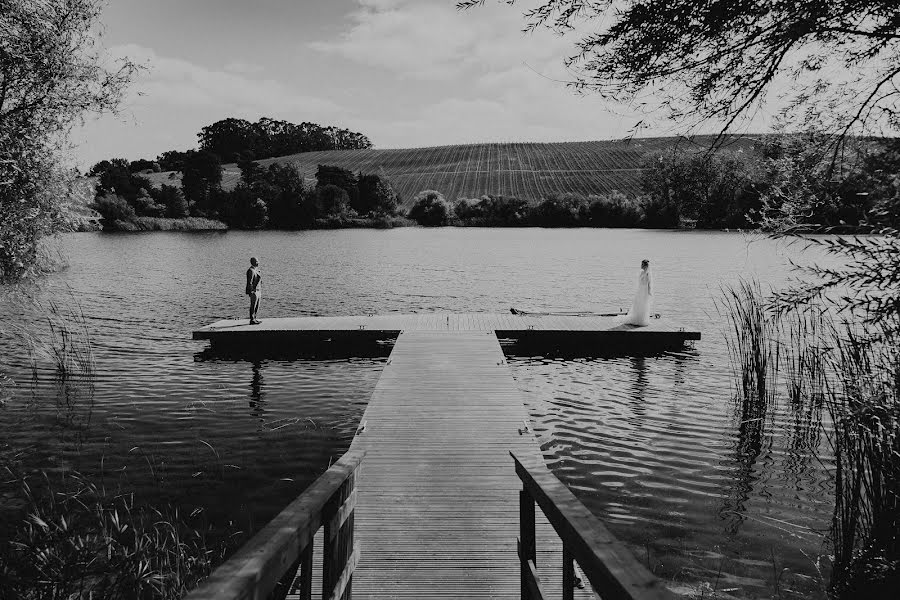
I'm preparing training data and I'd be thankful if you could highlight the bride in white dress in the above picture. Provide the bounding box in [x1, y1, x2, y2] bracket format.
[624, 259, 652, 326]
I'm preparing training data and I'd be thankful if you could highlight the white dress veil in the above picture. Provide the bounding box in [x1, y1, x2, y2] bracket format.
[624, 268, 652, 326]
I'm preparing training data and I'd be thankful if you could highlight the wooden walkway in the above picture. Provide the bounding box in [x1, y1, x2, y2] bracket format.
[339, 330, 594, 599]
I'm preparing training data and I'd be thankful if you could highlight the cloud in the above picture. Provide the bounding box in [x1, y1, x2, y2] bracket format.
[115, 44, 340, 116]
[310, 0, 575, 81]
[72, 44, 349, 166]
[224, 60, 265, 75]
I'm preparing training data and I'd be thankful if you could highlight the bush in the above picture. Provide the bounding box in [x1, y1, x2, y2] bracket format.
[408, 190, 451, 226]
[309, 184, 350, 218]
[454, 195, 528, 226]
[357, 173, 399, 216]
[154, 184, 189, 218]
[588, 191, 644, 227]
[93, 193, 136, 227]
[529, 193, 589, 226]
[131, 191, 165, 217]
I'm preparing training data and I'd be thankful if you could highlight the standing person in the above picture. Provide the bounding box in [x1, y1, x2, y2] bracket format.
[624, 259, 652, 326]
[246, 257, 262, 324]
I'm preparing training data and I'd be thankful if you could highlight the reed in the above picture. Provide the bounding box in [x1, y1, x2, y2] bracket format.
[0, 468, 230, 600]
[13, 287, 96, 381]
[717, 279, 780, 409]
[824, 323, 900, 597]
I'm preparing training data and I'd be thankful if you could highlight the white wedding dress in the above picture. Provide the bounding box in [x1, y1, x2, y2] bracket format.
[624, 269, 652, 326]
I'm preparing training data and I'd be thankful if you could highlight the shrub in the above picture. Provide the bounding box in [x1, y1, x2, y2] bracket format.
[529, 193, 589, 226]
[131, 191, 165, 217]
[588, 191, 644, 227]
[154, 184, 189, 218]
[408, 190, 451, 226]
[315, 165, 358, 209]
[309, 184, 350, 218]
[455, 195, 528, 226]
[93, 193, 136, 227]
[641, 193, 681, 228]
[357, 173, 399, 216]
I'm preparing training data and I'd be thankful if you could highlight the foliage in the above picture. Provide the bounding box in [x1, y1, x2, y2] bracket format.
[198, 117, 372, 163]
[222, 185, 269, 229]
[156, 150, 190, 172]
[0, 470, 227, 600]
[825, 326, 900, 598]
[529, 193, 588, 226]
[0, 0, 136, 280]
[454, 195, 529, 226]
[640, 150, 760, 228]
[409, 190, 452, 226]
[180, 150, 222, 214]
[309, 184, 350, 220]
[587, 192, 644, 227]
[357, 172, 400, 216]
[156, 184, 189, 219]
[316, 164, 359, 209]
[462, 1, 900, 145]
[93, 193, 136, 227]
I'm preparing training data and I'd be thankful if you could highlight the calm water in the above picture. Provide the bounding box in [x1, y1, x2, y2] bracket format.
[0, 229, 836, 598]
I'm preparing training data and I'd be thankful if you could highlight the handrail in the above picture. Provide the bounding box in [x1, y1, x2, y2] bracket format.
[186, 448, 364, 600]
[511, 451, 675, 600]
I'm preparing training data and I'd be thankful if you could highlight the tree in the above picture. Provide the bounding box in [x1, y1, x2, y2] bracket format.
[357, 173, 399, 216]
[409, 191, 452, 226]
[310, 184, 350, 218]
[198, 118, 260, 163]
[180, 150, 222, 215]
[1, 0, 136, 279]
[462, 1, 900, 151]
[156, 150, 190, 172]
[316, 165, 359, 208]
[263, 164, 307, 228]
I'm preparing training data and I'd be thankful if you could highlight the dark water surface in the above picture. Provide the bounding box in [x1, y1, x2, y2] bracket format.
[0, 229, 835, 598]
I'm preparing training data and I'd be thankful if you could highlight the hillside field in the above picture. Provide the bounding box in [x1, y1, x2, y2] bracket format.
[145, 136, 762, 208]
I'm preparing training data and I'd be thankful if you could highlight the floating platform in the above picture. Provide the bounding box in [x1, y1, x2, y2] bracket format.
[192, 312, 700, 352]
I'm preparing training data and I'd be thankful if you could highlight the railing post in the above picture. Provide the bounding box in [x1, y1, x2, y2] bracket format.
[323, 469, 357, 600]
[562, 543, 575, 600]
[297, 542, 313, 600]
[519, 487, 536, 600]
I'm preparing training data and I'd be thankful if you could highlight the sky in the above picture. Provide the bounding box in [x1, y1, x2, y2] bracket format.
[71, 0, 770, 168]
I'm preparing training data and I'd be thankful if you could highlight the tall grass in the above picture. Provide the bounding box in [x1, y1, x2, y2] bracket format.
[13, 288, 96, 381]
[824, 324, 900, 597]
[717, 279, 780, 409]
[719, 280, 900, 597]
[0, 469, 230, 599]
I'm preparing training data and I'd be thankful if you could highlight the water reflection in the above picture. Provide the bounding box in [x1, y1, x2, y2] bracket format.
[249, 360, 265, 424]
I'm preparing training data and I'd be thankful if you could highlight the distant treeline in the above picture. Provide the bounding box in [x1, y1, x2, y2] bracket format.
[91, 156, 404, 231]
[88, 117, 372, 175]
[405, 135, 900, 230]
[89, 133, 900, 231]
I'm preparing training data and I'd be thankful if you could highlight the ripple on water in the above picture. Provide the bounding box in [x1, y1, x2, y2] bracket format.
[508, 352, 832, 598]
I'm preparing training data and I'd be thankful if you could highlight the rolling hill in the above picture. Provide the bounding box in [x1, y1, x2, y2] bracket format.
[145, 136, 762, 208]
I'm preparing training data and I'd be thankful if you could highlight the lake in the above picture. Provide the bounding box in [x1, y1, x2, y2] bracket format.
[0, 228, 836, 598]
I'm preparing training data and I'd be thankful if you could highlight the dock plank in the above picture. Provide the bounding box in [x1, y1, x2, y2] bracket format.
[345, 331, 595, 599]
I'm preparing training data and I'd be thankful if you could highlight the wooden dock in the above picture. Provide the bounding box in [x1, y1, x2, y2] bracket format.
[192, 312, 700, 351]
[347, 330, 592, 599]
[188, 314, 691, 600]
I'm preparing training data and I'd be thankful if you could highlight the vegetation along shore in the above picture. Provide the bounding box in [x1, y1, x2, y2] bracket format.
[85, 122, 900, 233]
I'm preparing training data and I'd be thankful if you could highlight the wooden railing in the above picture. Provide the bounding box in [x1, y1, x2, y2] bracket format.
[186, 448, 363, 600]
[512, 451, 676, 600]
